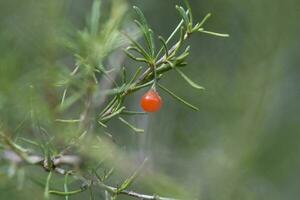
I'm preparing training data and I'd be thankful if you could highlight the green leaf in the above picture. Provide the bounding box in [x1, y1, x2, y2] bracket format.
[124, 49, 149, 63]
[55, 119, 81, 123]
[118, 117, 144, 133]
[148, 28, 156, 57]
[61, 88, 68, 107]
[44, 171, 53, 199]
[183, 0, 193, 26]
[121, 110, 147, 115]
[176, 5, 189, 29]
[122, 66, 127, 84]
[98, 121, 108, 128]
[130, 80, 154, 92]
[90, 0, 101, 36]
[97, 65, 119, 87]
[158, 36, 169, 58]
[126, 45, 147, 57]
[99, 96, 118, 117]
[165, 60, 175, 68]
[58, 91, 85, 111]
[128, 66, 143, 85]
[98, 87, 126, 97]
[103, 168, 114, 181]
[133, 6, 155, 57]
[197, 13, 212, 29]
[64, 173, 69, 200]
[117, 158, 148, 193]
[172, 26, 186, 57]
[88, 185, 95, 200]
[174, 45, 190, 64]
[115, 66, 143, 95]
[174, 68, 205, 90]
[48, 188, 86, 196]
[123, 31, 151, 60]
[134, 20, 155, 57]
[199, 29, 230, 37]
[16, 137, 40, 147]
[156, 15, 185, 58]
[17, 168, 25, 190]
[100, 106, 126, 122]
[158, 83, 199, 111]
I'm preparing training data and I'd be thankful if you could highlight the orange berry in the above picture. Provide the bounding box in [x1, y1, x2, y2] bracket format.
[140, 89, 162, 112]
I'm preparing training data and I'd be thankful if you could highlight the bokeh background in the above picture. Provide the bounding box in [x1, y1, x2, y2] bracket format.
[0, 0, 299, 199]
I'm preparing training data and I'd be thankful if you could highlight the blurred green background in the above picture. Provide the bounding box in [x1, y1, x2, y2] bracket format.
[0, 0, 299, 199]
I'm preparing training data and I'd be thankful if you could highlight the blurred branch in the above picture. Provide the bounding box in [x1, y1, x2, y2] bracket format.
[0, 131, 178, 200]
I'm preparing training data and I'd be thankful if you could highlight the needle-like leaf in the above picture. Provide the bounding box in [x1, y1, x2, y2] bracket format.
[122, 66, 127, 84]
[124, 49, 149, 63]
[128, 67, 143, 86]
[158, 83, 199, 111]
[117, 158, 148, 193]
[199, 29, 230, 37]
[122, 110, 147, 115]
[44, 171, 53, 199]
[174, 68, 205, 90]
[133, 6, 156, 57]
[90, 0, 101, 36]
[183, 0, 193, 26]
[197, 13, 212, 29]
[158, 36, 169, 58]
[55, 119, 81, 123]
[64, 173, 70, 200]
[123, 31, 151, 60]
[118, 117, 144, 133]
[176, 5, 190, 29]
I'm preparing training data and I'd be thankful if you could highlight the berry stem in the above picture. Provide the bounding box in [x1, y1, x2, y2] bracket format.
[151, 63, 158, 91]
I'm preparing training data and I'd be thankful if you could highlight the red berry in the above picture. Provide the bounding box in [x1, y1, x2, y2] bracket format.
[140, 89, 162, 112]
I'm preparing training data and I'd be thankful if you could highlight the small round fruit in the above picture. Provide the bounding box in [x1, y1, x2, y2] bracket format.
[140, 89, 162, 112]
